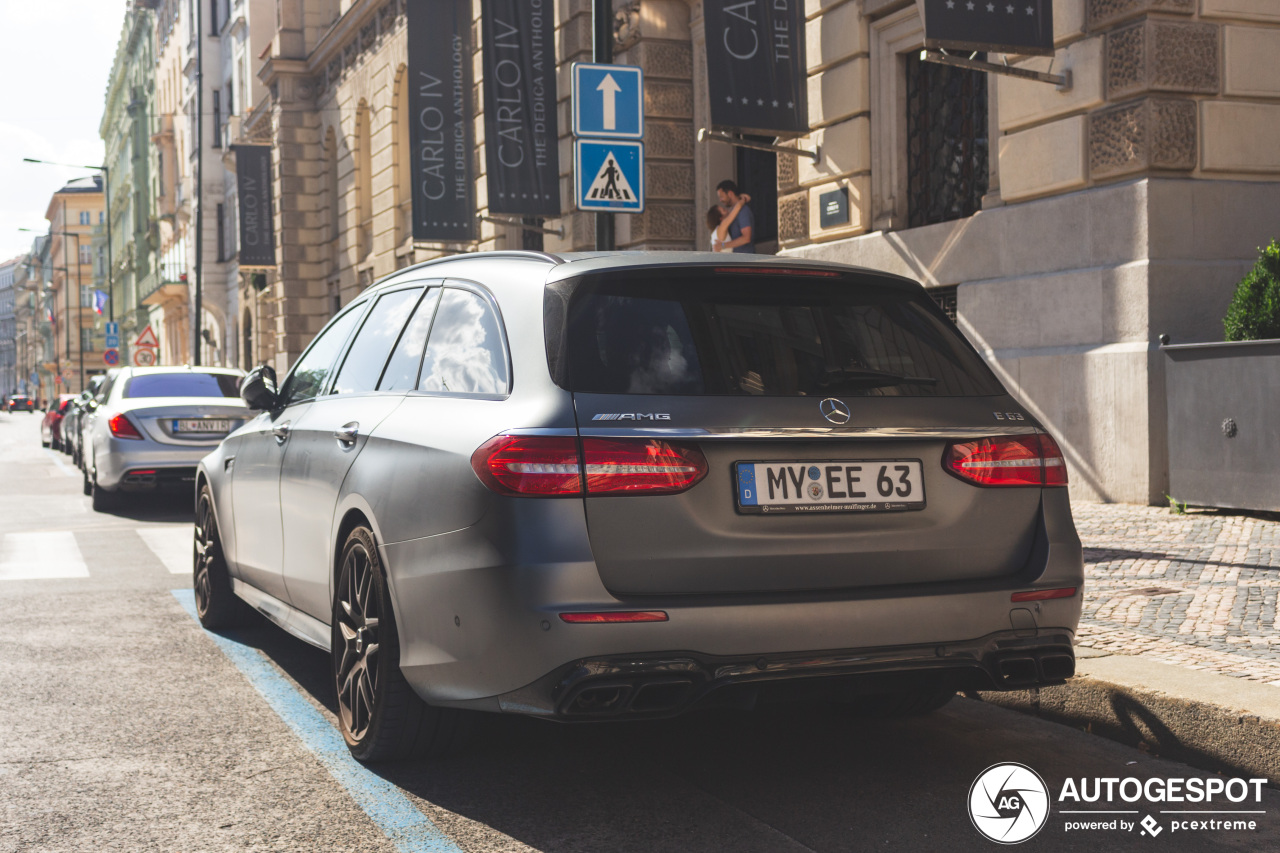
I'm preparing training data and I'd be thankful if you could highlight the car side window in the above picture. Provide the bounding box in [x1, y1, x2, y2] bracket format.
[278, 304, 365, 406]
[331, 287, 422, 395]
[379, 287, 441, 391]
[417, 287, 509, 395]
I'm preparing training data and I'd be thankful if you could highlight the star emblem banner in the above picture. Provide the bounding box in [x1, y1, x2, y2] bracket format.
[921, 0, 1055, 56]
[704, 0, 809, 137]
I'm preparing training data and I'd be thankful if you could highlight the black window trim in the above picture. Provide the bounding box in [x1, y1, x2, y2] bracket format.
[405, 278, 513, 401]
[276, 298, 371, 408]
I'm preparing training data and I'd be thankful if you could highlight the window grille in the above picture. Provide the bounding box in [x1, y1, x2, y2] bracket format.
[906, 53, 988, 229]
[929, 285, 958, 322]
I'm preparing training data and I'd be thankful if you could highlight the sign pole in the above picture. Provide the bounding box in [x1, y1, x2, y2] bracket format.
[592, 0, 615, 252]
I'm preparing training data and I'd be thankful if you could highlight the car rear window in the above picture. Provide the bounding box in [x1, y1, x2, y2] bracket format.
[549, 270, 1003, 397]
[122, 373, 241, 399]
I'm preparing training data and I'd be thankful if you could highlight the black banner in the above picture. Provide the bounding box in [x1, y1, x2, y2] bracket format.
[704, 0, 808, 137]
[481, 0, 560, 216]
[407, 0, 476, 242]
[233, 145, 275, 267]
[922, 0, 1054, 56]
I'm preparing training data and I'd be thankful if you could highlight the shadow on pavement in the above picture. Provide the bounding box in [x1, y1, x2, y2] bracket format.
[95, 490, 195, 524]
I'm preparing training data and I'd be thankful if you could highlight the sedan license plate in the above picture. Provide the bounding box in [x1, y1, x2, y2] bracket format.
[174, 418, 231, 434]
[736, 460, 926, 514]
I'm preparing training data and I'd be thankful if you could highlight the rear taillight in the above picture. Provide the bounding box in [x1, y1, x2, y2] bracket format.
[582, 437, 707, 495]
[944, 434, 1068, 487]
[470, 435, 708, 497]
[108, 413, 143, 440]
[470, 435, 582, 496]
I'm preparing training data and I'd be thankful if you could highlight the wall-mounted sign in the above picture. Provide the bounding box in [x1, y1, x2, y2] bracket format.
[406, 0, 476, 242]
[233, 145, 275, 267]
[704, 0, 809, 137]
[481, 0, 561, 217]
[818, 187, 849, 229]
[919, 0, 1054, 57]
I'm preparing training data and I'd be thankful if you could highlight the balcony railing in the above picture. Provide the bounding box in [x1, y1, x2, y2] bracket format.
[138, 259, 188, 306]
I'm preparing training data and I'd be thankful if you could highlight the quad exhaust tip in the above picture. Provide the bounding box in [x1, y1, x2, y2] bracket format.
[996, 649, 1075, 686]
[562, 678, 696, 716]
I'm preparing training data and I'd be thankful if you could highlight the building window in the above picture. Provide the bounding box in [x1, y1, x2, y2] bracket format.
[212, 90, 222, 148]
[216, 203, 225, 262]
[79, 211, 91, 225]
[81, 328, 94, 352]
[905, 52, 988, 229]
[81, 286, 93, 308]
[79, 245, 92, 265]
[157, 151, 165, 196]
[209, 0, 218, 32]
[99, 211, 104, 224]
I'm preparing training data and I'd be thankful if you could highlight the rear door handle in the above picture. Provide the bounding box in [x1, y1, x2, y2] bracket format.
[334, 422, 359, 446]
[272, 421, 292, 444]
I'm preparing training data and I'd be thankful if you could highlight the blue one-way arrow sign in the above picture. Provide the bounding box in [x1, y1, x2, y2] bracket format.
[573, 63, 644, 140]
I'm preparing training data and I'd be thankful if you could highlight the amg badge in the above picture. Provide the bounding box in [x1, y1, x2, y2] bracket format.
[591, 413, 672, 421]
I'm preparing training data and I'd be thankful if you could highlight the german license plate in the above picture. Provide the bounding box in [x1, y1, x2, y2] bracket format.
[174, 418, 231, 433]
[736, 460, 926, 514]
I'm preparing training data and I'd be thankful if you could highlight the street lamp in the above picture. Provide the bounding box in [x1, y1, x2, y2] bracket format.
[20, 222, 87, 393]
[23, 158, 113, 323]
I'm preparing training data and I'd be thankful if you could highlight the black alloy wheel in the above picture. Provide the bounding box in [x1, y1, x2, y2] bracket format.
[193, 485, 253, 628]
[332, 526, 471, 762]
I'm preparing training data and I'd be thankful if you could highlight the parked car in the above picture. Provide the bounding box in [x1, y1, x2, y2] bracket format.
[83, 366, 247, 510]
[62, 377, 106, 466]
[40, 394, 76, 449]
[195, 251, 1084, 763]
[7, 393, 35, 413]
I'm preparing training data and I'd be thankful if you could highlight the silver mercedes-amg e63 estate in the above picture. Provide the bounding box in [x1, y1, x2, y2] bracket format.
[194, 251, 1083, 762]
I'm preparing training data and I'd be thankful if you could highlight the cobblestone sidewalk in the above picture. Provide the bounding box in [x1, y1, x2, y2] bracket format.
[1073, 502, 1280, 685]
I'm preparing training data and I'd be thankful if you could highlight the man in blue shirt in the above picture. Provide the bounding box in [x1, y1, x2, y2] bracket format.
[716, 180, 755, 253]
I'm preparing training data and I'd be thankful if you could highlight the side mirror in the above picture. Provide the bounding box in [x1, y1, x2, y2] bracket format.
[240, 364, 279, 411]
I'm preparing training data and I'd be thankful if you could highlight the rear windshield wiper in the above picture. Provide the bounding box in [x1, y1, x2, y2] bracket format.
[817, 367, 939, 388]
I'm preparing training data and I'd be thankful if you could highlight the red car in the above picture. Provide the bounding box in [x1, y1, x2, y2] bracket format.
[40, 394, 76, 450]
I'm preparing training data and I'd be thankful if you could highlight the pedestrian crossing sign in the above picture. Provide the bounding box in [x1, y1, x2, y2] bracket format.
[574, 139, 644, 213]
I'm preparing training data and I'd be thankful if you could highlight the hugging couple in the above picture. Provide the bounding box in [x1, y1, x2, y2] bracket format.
[706, 180, 754, 253]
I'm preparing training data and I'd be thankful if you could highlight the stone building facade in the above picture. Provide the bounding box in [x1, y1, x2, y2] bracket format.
[102, 4, 158, 366]
[237, 0, 1277, 505]
[0, 258, 17, 400]
[45, 178, 105, 395]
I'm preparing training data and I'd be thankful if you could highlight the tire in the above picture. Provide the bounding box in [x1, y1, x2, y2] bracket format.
[82, 464, 92, 496]
[837, 686, 957, 718]
[90, 472, 118, 512]
[193, 485, 254, 629]
[332, 526, 471, 762]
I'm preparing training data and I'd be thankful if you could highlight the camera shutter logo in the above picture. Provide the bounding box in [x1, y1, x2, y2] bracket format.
[968, 763, 1050, 844]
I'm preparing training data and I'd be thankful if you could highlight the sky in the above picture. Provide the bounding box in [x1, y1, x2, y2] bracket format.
[0, 0, 127, 263]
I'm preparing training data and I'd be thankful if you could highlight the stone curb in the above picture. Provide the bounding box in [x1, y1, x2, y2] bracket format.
[977, 651, 1280, 781]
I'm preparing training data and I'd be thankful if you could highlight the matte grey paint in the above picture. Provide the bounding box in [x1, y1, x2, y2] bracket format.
[198, 251, 1083, 717]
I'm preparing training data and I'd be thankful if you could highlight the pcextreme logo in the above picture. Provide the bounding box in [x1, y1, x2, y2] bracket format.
[968, 763, 1270, 844]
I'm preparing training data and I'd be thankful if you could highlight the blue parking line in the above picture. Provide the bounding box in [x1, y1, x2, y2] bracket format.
[171, 589, 463, 853]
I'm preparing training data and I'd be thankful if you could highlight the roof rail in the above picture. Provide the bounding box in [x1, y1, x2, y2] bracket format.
[395, 250, 564, 278]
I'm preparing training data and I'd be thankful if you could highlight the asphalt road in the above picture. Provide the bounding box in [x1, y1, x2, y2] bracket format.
[1, 411, 1276, 852]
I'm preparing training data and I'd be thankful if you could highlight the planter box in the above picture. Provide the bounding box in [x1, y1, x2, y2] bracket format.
[1164, 339, 1280, 512]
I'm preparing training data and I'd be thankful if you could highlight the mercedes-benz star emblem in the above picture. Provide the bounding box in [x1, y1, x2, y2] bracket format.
[819, 398, 851, 425]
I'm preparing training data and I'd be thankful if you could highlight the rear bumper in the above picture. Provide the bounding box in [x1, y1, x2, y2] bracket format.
[493, 630, 1075, 719]
[95, 437, 208, 491]
[384, 489, 1083, 715]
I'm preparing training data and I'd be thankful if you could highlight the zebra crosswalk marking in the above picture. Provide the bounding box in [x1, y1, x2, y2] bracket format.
[136, 527, 193, 575]
[0, 531, 89, 579]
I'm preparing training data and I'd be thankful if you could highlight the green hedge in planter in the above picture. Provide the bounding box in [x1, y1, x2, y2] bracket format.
[1224, 239, 1280, 342]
